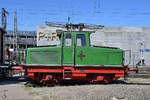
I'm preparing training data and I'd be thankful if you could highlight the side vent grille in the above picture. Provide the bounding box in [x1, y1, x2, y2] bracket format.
[30, 51, 58, 64]
[30, 51, 41, 64]
[43, 51, 58, 64]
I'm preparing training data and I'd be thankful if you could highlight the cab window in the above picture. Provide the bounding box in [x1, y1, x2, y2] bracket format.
[76, 34, 86, 47]
[65, 33, 72, 46]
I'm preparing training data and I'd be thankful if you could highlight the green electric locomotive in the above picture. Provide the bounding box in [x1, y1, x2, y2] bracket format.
[24, 24, 129, 85]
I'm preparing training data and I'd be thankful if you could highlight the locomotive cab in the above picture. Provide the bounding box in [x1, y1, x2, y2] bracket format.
[62, 31, 124, 67]
[63, 31, 90, 66]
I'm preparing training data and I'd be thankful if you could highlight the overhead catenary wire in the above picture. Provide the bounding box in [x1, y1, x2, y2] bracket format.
[2, 0, 150, 31]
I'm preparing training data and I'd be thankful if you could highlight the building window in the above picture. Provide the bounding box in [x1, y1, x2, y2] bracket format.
[76, 34, 86, 47]
[65, 33, 72, 46]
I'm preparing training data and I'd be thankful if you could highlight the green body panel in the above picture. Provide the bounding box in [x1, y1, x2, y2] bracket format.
[26, 31, 124, 66]
[26, 47, 61, 65]
[75, 47, 123, 66]
[63, 47, 73, 65]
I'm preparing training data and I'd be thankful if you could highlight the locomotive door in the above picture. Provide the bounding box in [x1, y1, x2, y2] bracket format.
[75, 33, 88, 66]
[63, 33, 74, 66]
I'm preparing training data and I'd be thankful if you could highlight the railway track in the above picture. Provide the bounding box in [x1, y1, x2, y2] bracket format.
[128, 72, 150, 78]
[125, 82, 150, 85]
[128, 66, 150, 78]
[24, 81, 150, 87]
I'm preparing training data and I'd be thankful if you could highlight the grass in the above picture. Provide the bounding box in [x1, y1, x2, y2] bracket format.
[22, 86, 33, 91]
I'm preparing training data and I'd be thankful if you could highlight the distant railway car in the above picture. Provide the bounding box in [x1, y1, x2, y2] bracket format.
[23, 25, 129, 85]
[0, 28, 10, 79]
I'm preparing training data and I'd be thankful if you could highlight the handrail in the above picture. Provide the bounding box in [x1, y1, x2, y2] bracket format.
[124, 50, 131, 67]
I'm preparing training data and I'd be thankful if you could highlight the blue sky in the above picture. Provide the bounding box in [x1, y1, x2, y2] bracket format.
[0, 0, 150, 30]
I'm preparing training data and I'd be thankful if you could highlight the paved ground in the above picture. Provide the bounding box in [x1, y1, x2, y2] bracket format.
[0, 77, 31, 100]
[1, 76, 150, 100]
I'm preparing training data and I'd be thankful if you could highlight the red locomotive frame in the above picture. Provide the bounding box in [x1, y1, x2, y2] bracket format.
[17, 65, 129, 85]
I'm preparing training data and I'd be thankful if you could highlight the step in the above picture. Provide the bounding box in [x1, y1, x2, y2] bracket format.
[64, 77, 72, 80]
[64, 69, 72, 73]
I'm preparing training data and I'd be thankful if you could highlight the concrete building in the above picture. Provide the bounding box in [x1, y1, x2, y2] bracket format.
[4, 30, 36, 50]
[3, 30, 36, 64]
[90, 27, 150, 66]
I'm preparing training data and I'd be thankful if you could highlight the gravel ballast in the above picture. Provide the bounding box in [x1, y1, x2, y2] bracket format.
[29, 81, 150, 100]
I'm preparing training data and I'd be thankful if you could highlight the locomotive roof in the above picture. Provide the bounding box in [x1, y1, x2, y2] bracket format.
[62, 31, 95, 34]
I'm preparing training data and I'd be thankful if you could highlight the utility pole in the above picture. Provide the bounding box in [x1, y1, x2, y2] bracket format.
[14, 11, 18, 50]
[68, 17, 70, 24]
[1, 8, 8, 64]
[1, 8, 9, 30]
[14, 11, 18, 64]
